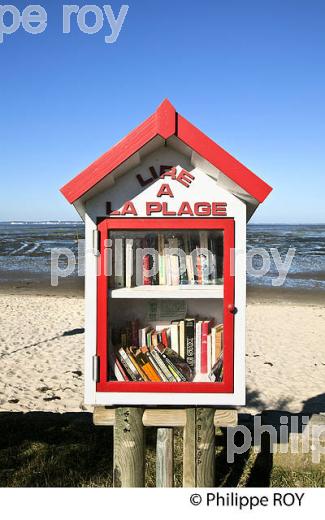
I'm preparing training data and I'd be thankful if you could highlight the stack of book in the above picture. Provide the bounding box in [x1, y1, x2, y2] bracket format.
[110, 319, 224, 383]
[110, 231, 223, 288]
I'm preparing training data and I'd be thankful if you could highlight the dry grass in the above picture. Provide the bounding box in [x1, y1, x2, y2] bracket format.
[0, 412, 324, 487]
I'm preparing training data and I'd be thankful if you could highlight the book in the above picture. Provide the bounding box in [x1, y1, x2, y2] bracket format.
[170, 322, 179, 354]
[114, 356, 128, 381]
[209, 353, 223, 382]
[155, 343, 193, 382]
[147, 234, 159, 285]
[207, 333, 212, 374]
[142, 236, 151, 285]
[199, 231, 209, 285]
[114, 238, 125, 288]
[111, 319, 223, 382]
[131, 320, 139, 347]
[136, 349, 162, 382]
[165, 241, 172, 285]
[201, 320, 213, 373]
[120, 328, 128, 348]
[146, 349, 170, 381]
[125, 238, 133, 288]
[208, 235, 217, 285]
[150, 349, 176, 381]
[158, 234, 166, 285]
[216, 233, 224, 280]
[211, 323, 223, 363]
[133, 237, 143, 286]
[138, 326, 152, 348]
[117, 348, 142, 381]
[184, 235, 195, 284]
[135, 343, 168, 382]
[110, 231, 224, 288]
[178, 236, 188, 285]
[160, 328, 169, 348]
[179, 320, 185, 359]
[216, 324, 223, 358]
[196, 247, 203, 285]
[185, 318, 195, 370]
[127, 349, 149, 381]
[168, 237, 180, 285]
[195, 320, 202, 375]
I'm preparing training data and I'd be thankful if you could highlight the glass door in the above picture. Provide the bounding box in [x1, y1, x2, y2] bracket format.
[96, 218, 234, 394]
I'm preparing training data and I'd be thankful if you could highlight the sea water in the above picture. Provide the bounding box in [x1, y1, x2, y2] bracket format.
[0, 221, 324, 290]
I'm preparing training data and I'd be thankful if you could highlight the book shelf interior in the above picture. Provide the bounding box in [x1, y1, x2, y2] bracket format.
[106, 228, 225, 384]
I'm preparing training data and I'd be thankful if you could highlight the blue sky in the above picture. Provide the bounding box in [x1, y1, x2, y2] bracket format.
[0, 0, 324, 223]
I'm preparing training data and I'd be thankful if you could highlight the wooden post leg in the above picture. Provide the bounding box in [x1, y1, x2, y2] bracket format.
[183, 408, 196, 487]
[196, 407, 215, 487]
[156, 428, 174, 487]
[113, 407, 144, 487]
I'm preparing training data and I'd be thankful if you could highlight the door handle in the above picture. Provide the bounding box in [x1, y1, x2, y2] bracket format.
[227, 304, 238, 314]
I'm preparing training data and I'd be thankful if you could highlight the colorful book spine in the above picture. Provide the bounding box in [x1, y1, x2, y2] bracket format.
[114, 357, 128, 381]
[155, 350, 183, 382]
[125, 238, 133, 288]
[195, 320, 202, 375]
[216, 234, 223, 280]
[150, 349, 176, 382]
[208, 236, 217, 284]
[114, 238, 125, 288]
[185, 235, 195, 285]
[209, 353, 223, 382]
[178, 320, 185, 359]
[131, 320, 139, 347]
[207, 333, 212, 374]
[196, 247, 202, 285]
[215, 324, 223, 361]
[143, 253, 151, 285]
[170, 322, 179, 354]
[185, 318, 195, 370]
[169, 237, 180, 285]
[201, 320, 213, 373]
[137, 351, 161, 382]
[117, 349, 141, 381]
[199, 231, 209, 285]
[127, 350, 149, 381]
[146, 351, 168, 381]
[158, 234, 166, 285]
[112, 319, 223, 382]
[178, 236, 187, 285]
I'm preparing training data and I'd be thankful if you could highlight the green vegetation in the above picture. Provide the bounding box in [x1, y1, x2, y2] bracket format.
[0, 412, 324, 487]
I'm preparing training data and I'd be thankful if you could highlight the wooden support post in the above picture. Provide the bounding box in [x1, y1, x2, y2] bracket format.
[196, 407, 215, 487]
[183, 407, 216, 487]
[156, 428, 174, 487]
[113, 407, 144, 487]
[183, 408, 197, 487]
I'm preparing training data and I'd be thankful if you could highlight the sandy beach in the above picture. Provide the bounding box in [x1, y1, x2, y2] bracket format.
[0, 283, 324, 415]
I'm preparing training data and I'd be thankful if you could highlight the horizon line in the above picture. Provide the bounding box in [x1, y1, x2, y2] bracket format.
[0, 220, 324, 226]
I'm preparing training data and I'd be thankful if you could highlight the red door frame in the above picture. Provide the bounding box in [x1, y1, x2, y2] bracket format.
[96, 218, 234, 393]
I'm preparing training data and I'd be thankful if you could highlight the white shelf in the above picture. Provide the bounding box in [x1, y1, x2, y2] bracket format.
[109, 284, 224, 299]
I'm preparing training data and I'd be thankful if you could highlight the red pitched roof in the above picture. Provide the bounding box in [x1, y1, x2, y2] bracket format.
[60, 99, 272, 204]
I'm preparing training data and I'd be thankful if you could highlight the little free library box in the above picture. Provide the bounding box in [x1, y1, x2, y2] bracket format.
[61, 99, 272, 406]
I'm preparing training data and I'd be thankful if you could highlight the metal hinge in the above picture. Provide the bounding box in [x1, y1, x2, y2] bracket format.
[92, 230, 100, 256]
[92, 355, 100, 382]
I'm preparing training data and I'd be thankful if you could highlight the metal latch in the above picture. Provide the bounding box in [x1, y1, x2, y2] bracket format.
[92, 355, 100, 382]
[92, 230, 100, 256]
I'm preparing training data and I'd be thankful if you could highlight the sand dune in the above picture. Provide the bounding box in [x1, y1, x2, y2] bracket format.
[0, 292, 324, 414]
